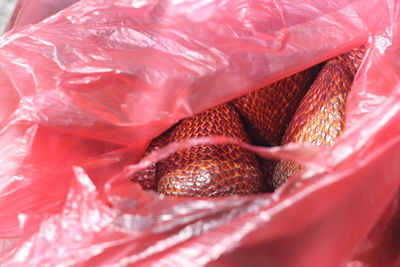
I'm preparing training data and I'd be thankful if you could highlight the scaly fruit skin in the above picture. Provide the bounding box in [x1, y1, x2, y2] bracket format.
[132, 133, 168, 191]
[273, 48, 365, 188]
[155, 104, 263, 197]
[231, 68, 318, 146]
[131, 154, 158, 191]
[258, 158, 276, 192]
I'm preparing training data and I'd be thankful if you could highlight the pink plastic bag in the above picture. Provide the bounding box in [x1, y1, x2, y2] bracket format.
[0, 0, 399, 266]
[4, 0, 77, 32]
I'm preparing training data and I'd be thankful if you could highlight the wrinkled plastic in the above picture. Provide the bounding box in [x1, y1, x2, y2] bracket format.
[0, 0, 399, 266]
[4, 0, 77, 32]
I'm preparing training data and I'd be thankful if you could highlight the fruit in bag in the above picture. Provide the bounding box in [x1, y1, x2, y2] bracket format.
[273, 47, 365, 188]
[0, 0, 399, 266]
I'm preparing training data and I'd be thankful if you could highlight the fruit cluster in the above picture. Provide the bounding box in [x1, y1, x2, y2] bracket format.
[133, 47, 365, 197]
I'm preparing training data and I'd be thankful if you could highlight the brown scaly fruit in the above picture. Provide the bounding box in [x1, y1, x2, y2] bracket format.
[132, 129, 177, 191]
[231, 67, 319, 191]
[152, 104, 264, 197]
[272, 47, 365, 188]
[231, 67, 319, 146]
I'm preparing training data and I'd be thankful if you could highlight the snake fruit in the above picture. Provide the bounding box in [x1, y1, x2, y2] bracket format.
[272, 47, 365, 188]
[152, 104, 263, 197]
[231, 68, 318, 146]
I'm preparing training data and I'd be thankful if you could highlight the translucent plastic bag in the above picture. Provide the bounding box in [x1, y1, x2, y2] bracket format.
[4, 0, 77, 32]
[0, 0, 399, 266]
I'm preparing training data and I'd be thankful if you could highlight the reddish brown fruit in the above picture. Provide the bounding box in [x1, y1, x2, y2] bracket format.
[273, 48, 365, 188]
[132, 127, 179, 191]
[153, 104, 263, 197]
[231, 68, 318, 146]
[258, 158, 276, 192]
[132, 165, 157, 191]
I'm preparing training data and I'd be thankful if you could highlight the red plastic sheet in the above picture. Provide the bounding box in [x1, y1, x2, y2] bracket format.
[0, 0, 399, 266]
[4, 0, 77, 32]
